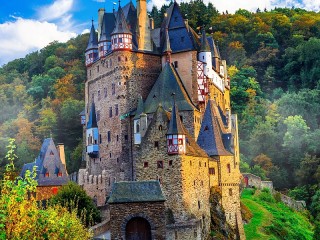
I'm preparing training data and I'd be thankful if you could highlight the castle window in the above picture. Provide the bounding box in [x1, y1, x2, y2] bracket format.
[118, 56, 121, 62]
[174, 61, 178, 68]
[97, 65, 99, 73]
[199, 161, 201, 167]
[136, 122, 140, 133]
[201, 180, 203, 186]
[117, 158, 119, 163]
[159, 125, 162, 131]
[229, 188, 233, 196]
[175, 231, 178, 240]
[116, 135, 119, 141]
[125, 57, 128, 61]
[205, 162, 206, 167]
[89, 70, 91, 76]
[110, 59, 112, 66]
[57, 172, 62, 177]
[154, 141, 159, 149]
[112, 83, 115, 95]
[115, 104, 119, 116]
[198, 201, 201, 209]
[209, 168, 215, 175]
[108, 131, 111, 142]
[125, 135, 128, 141]
[144, 162, 148, 168]
[157, 161, 163, 169]
[104, 87, 107, 98]
[45, 172, 50, 177]
[180, 115, 183, 122]
[110, 152, 112, 158]
[109, 107, 112, 117]
[190, 161, 192, 166]
[227, 164, 231, 173]
[169, 160, 173, 166]
[98, 90, 101, 100]
[99, 134, 102, 144]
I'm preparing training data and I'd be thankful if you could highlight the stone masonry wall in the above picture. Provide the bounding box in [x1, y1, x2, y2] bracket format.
[109, 201, 166, 240]
[85, 51, 161, 197]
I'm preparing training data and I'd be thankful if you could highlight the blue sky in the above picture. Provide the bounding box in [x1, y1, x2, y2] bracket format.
[0, 0, 319, 66]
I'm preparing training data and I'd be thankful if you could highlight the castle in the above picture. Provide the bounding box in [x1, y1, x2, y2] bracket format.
[76, 0, 245, 238]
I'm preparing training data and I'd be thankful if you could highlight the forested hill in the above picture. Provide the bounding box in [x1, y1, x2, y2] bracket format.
[0, 34, 89, 176]
[1, 1, 320, 223]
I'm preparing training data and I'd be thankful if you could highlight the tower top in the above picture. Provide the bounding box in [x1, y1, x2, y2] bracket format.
[86, 21, 98, 51]
[167, 95, 185, 135]
[200, 27, 211, 52]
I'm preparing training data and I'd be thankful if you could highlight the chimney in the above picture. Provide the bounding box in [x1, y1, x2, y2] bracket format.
[57, 144, 66, 166]
[149, 18, 154, 30]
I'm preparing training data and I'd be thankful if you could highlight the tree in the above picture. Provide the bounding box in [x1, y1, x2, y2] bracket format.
[50, 182, 101, 227]
[0, 139, 92, 239]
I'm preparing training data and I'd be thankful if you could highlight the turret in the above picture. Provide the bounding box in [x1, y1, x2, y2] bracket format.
[98, 14, 110, 58]
[166, 98, 186, 155]
[198, 28, 213, 78]
[85, 21, 99, 67]
[111, 5, 132, 51]
[212, 39, 221, 73]
[86, 102, 99, 158]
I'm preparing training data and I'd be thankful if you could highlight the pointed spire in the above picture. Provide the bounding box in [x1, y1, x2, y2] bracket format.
[212, 39, 221, 59]
[86, 21, 98, 51]
[87, 102, 98, 129]
[163, 28, 172, 63]
[200, 27, 210, 52]
[111, 5, 131, 35]
[167, 94, 185, 135]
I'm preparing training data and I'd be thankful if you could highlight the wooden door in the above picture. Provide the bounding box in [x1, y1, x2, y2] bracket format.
[125, 217, 151, 240]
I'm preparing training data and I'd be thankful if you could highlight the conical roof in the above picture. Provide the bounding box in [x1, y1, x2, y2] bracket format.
[86, 21, 98, 51]
[197, 100, 232, 156]
[167, 101, 185, 135]
[200, 28, 210, 52]
[144, 62, 196, 114]
[112, 5, 131, 35]
[87, 102, 98, 129]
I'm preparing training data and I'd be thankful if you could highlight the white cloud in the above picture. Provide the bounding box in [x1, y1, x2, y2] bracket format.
[38, 0, 74, 21]
[0, 18, 76, 66]
[147, 0, 320, 13]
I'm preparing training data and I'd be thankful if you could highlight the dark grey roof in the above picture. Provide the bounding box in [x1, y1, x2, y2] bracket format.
[111, 5, 131, 35]
[144, 63, 196, 114]
[108, 180, 166, 203]
[200, 29, 210, 52]
[134, 95, 144, 120]
[167, 102, 185, 135]
[86, 22, 98, 51]
[20, 138, 69, 186]
[87, 102, 98, 129]
[197, 100, 232, 156]
[207, 36, 220, 59]
[99, 13, 115, 42]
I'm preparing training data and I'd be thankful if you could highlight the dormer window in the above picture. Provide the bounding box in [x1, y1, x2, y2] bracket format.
[45, 172, 50, 177]
[58, 172, 62, 177]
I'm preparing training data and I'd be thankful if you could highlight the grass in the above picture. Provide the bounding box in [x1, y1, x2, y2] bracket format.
[241, 188, 314, 240]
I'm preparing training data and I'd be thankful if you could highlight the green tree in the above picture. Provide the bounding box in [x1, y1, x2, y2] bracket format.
[50, 182, 101, 227]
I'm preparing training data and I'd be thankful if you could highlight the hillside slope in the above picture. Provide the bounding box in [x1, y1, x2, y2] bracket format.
[241, 188, 314, 240]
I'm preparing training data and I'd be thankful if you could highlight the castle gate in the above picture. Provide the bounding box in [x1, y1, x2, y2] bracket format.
[125, 217, 151, 240]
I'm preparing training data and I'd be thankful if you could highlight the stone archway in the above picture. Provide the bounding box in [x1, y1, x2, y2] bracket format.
[125, 217, 152, 240]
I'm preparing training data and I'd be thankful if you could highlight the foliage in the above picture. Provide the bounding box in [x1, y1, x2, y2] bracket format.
[50, 182, 101, 227]
[0, 139, 92, 240]
[241, 188, 314, 240]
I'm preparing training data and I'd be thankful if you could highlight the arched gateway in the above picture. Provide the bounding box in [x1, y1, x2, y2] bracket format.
[125, 217, 152, 240]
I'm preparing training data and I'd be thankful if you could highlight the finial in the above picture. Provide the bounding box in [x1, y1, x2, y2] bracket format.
[118, 0, 121, 6]
[91, 19, 94, 25]
[171, 92, 176, 103]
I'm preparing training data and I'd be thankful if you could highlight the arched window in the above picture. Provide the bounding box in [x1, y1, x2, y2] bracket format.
[136, 122, 140, 133]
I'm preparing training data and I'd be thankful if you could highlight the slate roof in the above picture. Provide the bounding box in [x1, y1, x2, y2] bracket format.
[87, 102, 98, 129]
[86, 22, 98, 51]
[99, 13, 115, 42]
[200, 29, 211, 52]
[144, 63, 196, 114]
[167, 102, 185, 135]
[20, 138, 69, 186]
[108, 180, 166, 203]
[197, 100, 232, 156]
[112, 5, 131, 35]
[134, 95, 145, 120]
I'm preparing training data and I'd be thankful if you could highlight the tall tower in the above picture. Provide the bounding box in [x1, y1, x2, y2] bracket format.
[85, 21, 98, 67]
[137, 0, 152, 51]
